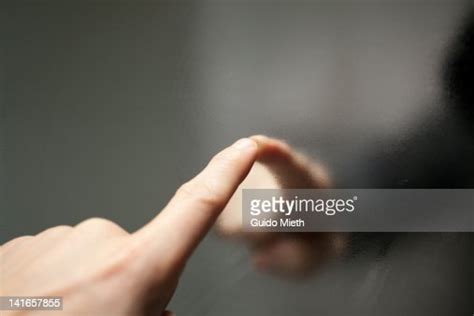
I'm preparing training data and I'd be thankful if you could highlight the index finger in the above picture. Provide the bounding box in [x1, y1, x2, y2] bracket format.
[133, 138, 258, 271]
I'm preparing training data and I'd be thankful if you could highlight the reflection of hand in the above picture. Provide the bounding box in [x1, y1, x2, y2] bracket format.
[1, 138, 258, 316]
[216, 135, 349, 277]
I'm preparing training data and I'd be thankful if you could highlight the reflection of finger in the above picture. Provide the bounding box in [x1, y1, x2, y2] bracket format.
[251, 237, 318, 277]
[161, 310, 175, 316]
[250, 135, 331, 188]
[134, 138, 257, 271]
[251, 233, 349, 277]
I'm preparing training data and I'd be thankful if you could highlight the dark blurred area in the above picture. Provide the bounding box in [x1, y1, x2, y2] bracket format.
[444, 8, 474, 135]
[366, 7, 474, 190]
[1, 1, 472, 315]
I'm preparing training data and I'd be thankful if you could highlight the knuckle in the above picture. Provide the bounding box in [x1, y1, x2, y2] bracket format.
[76, 217, 125, 234]
[54, 224, 73, 230]
[78, 217, 110, 227]
[36, 225, 72, 238]
[210, 149, 235, 165]
[1, 236, 33, 250]
[176, 180, 195, 198]
[177, 180, 223, 208]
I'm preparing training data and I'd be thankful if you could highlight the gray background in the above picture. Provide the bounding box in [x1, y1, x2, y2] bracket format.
[1, 1, 471, 315]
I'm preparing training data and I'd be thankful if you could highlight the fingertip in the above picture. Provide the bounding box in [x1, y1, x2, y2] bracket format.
[233, 137, 258, 152]
[226, 137, 258, 168]
[249, 136, 292, 162]
[249, 134, 270, 145]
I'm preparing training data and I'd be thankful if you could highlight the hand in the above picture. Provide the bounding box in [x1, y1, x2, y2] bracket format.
[0, 138, 258, 316]
[215, 135, 349, 277]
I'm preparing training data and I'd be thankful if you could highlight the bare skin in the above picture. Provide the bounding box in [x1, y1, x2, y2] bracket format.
[0, 138, 259, 316]
[216, 135, 349, 277]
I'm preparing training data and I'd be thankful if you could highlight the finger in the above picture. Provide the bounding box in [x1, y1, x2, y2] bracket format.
[1, 236, 33, 253]
[133, 138, 258, 269]
[251, 237, 318, 277]
[250, 135, 331, 188]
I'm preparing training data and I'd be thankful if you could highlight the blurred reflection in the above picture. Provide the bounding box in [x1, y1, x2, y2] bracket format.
[200, 2, 472, 316]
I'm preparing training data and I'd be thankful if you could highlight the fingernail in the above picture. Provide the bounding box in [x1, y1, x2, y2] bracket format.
[233, 138, 257, 151]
